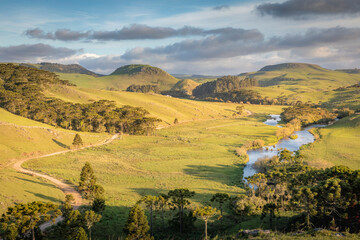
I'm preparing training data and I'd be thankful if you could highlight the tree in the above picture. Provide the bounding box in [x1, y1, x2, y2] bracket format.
[123, 205, 152, 240]
[193, 206, 218, 240]
[210, 193, 230, 220]
[79, 162, 97, 199]
[74, 227, 88, 240]
[138, 195, 158, 236]
[84, 210, 101, 240]
[168, 188, 195, 233]
[72, 133, 83, 147]
[293, 187, 317, 230]
[261, 203, 279, 230]
[156, 194, 169, 226]
[0, 201, 60, 240]
[92, 195, 106, 213]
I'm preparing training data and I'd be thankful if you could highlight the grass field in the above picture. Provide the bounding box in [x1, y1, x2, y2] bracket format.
[43, 84, 285, 124]
[0, 108, 109, 213]
[23, 110, 281, 237]
[300, 115, 360, 169]
[57, 72, 178, 91]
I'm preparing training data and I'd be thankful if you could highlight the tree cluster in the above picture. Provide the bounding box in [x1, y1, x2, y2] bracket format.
[234, 149, 360, 233]
[280, 104, 337, 126]
[126, 84, 160, 94]
[0, 64, 161, 135]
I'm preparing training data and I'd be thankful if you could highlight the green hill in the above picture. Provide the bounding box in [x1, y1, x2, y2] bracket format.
[238, 62, 360, 105]
[20, 62, 101, 77]
[58, 64, 179, 91]
[168, 79, 199, 96]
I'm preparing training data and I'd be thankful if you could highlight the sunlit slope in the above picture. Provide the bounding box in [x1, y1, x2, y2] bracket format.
[301, 115, 360, 169]
[57, 64, 179, 91]
[43, 84, 284, 124]
[0, 108, 107, 166]
[241, 63, 360, 103]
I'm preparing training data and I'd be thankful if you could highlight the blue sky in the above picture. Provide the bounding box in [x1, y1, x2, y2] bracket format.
[1, 0, 360, 74]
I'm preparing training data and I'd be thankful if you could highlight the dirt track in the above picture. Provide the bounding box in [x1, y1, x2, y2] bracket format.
[12, 133, 119, 230]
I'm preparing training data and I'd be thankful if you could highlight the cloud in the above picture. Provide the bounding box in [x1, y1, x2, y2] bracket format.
[0, 43, 79, 62]
[25, 24, 206, 41]
[213, 5, 230, 11]
[257, 0, 360, 18]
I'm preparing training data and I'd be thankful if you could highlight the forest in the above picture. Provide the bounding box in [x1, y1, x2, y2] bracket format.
[0, 64, 161, 135]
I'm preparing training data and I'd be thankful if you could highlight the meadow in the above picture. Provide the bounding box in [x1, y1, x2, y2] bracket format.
[300, 115, 360, 169]
[23, 108, 282, 237]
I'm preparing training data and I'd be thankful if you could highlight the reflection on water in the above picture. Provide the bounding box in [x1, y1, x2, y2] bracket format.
[243, 115, 326, 179]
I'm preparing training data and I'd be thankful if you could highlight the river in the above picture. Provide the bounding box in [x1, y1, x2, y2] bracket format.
[242, 114, 327, 179]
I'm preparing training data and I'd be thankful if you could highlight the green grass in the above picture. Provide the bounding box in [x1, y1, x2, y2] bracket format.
[57, 72, 178, 91]
[42, 84, 285, 124]
[300, 115, 360, 169]
[0, 168, 64, 213]
[24, 112, 280, 237]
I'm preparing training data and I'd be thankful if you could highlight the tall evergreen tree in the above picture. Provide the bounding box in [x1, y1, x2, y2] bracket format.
[79, 162, 97, 199]
[168, 188, 195, 234]
[74, 227, 88, 240]
[73, 133, 83, 147]
[193, 206, 218, 240]
[124, 205, 152, 240]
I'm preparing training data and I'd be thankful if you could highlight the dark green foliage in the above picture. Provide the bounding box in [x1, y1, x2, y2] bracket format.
[281, 104, 337, 126]
[79, 162, 99, 200]
[123, 204, 152, 240]
[193, 76, 258, 97]
[92, 196, 106, 214]
[168, 188, 195, 233]
[0, 63, 161, 135]
[210, 193, 230, 218]
[72, 133, 83, 147]
[0, 201, 60, 240]
[126, 84, 160, 93]
[74, 227, 88, 240]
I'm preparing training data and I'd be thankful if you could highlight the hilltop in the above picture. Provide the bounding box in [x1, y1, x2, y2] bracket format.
[164, 79, 199, 97]
[20, 62, 101, 77]
[58, 64, 179, 91]
[258, 63, 327, 72]
[237, 62, 360, 106]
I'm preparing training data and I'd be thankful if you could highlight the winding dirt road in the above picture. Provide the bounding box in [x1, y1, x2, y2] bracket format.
[12, 133, 119, 230]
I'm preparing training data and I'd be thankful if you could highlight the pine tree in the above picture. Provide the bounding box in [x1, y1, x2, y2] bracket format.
[74, 227, 88, 240]
[124, 205, 152, 240]
[193, 206, 218, 240]
[79, 162, 97, 199]
[84, 210, 101, 240]
[73, 133, 83, 147]
[210, 193, 230, 219]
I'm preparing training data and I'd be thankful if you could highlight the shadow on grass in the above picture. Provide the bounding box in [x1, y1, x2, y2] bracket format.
[183, 163, 245, 187]
[25, 190, 61, 203]
[52, 138, 69, 149]
[15, 176, 58, 188]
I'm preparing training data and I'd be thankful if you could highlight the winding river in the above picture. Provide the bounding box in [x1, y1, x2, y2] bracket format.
[243, 114, 327, 179]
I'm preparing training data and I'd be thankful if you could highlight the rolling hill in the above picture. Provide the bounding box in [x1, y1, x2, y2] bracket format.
[20, 62, 101, 77]
[238, 63, 360, 105]
[58, 64, 179, 91]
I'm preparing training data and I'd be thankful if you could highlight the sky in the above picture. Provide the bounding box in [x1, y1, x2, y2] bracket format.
[0, 0, 360, 75]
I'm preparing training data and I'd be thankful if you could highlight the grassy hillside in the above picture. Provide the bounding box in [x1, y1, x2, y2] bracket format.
[20, 62, 101, 77]
[43, 84, 284, 125]
[58, 64, 179, 91]
[24, 110, 282, 237]
[300, 115, 360, 169]
[239, 63, 360, 104]
[170, 79, 199, 95]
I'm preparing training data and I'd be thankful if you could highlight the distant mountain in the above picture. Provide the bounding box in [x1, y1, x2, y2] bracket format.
[258, 63, 327, 72]
[20, 62, 102, 77]
[172, 74, 220, 80]
[336, 69, 360, 74]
